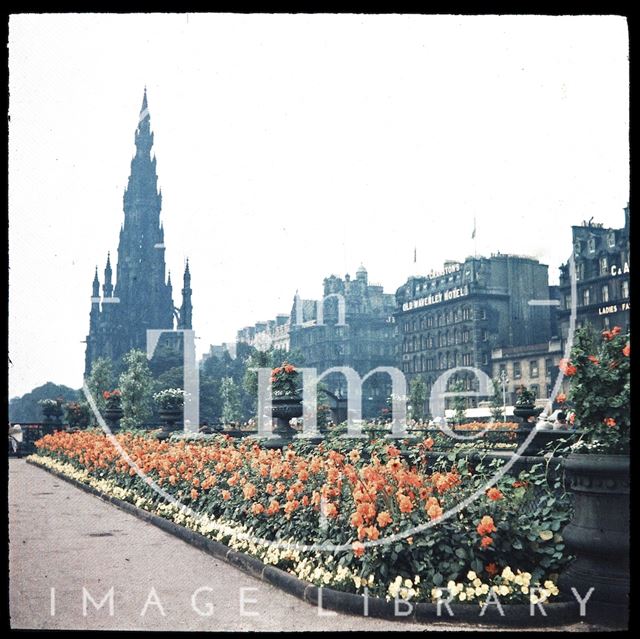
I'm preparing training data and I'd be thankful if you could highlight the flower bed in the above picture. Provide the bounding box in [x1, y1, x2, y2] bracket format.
[31, 430, 571, 609]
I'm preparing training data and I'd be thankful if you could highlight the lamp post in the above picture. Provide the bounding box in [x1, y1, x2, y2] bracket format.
[499, 370, 509, 423]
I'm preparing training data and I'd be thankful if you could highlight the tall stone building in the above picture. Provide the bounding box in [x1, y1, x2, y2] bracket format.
[395, 254, 552, 408]
[556, 204, 630, 340]
[85, 90, 193, 376]
[288, 265, 398, 417]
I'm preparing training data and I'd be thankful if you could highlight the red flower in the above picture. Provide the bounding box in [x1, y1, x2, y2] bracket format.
[559, 359, 577, 376]
[476, 515, 497, 536]
[568, 413, 576, 425]
[603, 417, 617, 428]
[611, 326, 622, 336]
[485, 562, 498, 577]
[352, 541, 365, 557]
[480, 536, 493, 549]
[622, 343, 630, 357]
[486, 487, 503, 501]
[587, 355, 600, 365]
[556, 393, 567, 404]
[102, 391, 110, 400]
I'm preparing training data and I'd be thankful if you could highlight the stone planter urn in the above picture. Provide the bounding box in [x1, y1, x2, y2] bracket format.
[157, 407, 183, 440]
[103, 406, 124, 432]
[513, 404, 544, 452]
[558, 453, 629, 627]
[41, 407, 64, 435]
[263, 395, 303, 448]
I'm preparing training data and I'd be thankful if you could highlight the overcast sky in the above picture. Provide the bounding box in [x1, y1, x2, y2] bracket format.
[9, 13, 629, 398]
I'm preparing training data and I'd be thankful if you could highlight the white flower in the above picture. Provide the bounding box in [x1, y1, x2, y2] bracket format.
[467, 570, 477, 581]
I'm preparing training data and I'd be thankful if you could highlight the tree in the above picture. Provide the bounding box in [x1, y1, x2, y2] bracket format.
[489, 378, 504, 422]
[9, 382, 79, 422]
[220, 377, 242, 425]
[409, 376, 427, 422]
[118, 349, 154, 429]
[449, 379, 467, 426]
[86, 357, 114, 414]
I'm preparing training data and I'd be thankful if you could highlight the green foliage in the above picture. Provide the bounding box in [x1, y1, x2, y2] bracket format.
[87, 357, 114, 414]
[9, 382, 79, 423]
[220, 377, 242, 425]
[65, 401, 90, 428]
[568, 326, 630, 454]
[409, 376, 427, 421]
[449, 380, 467, 425]
[118, 349, 154, 428]
[489, 379, 504, 422]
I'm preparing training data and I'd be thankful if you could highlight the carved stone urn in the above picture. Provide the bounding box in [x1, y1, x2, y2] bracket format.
[558, 454, 629, 627]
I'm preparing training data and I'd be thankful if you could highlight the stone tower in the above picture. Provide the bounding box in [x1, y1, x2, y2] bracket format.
[84, 90, 193, 376]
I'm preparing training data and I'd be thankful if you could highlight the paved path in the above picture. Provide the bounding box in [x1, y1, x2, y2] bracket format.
[9, 459, 594, 631]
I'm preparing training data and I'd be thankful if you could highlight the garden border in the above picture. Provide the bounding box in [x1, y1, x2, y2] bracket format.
[27, 456, 583, 628]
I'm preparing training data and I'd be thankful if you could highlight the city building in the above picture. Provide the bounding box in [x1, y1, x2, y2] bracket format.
[288, 266, 398, 417]
[236, 314, 291, 352]
[84, 90, 192, 376]
[491, 338, 566, 406]
[556, 204, 630, 341]
[395, 254, 553, 411]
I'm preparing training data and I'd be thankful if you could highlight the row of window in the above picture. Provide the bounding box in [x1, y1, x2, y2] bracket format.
[565, 280, 629, 309]
[403, 329, 490, 353]
[574, 232, 617, 256]
[497, 357, 555, 380]
[403, 351, 489, 374]
[403, 307, 486, 333]
[574, 254, 628, 282]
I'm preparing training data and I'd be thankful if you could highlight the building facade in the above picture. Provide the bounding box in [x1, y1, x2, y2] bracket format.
[490, 338, 566, 406]
[395, 255, 553, 410]
[237, 314, 291, 352]
[556, 204, 630, 341]
[85, 91, 192, 376]
[288, 266, 398, 417]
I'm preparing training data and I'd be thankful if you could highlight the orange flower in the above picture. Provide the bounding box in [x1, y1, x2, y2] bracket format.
[386, 445, 401, 458]
[623, 343, 630, 357]
[427, 503, 443, 520]
[324, 502, 338, 518]
[480, 536, 493, 548]
[485, 562, 498, 577]
[250, 502, 265, 515]
[398, 495, 413, 513]
[221, 490, 231, 501]
[365, 526, 380, 541]
[611, 326, 622, 336]
[350, 511, 364, 528]
[476, 515, 497, 536]
[556, 393, 567, 404]
[512, 480, 528, 488]
[423, 437, 435, 450]
[486, 487, 503, 501]
[587, 355, 600, 365]
[559, 358, 577, 376]
[604, 417, 617, 427]
[352, 541, 365, 557]
[190, 489, 199, 500]
[377, 511, 392, 528]
[243, 482, 257, 500]
[348, 450, 361, 464]
[283, 364, 296, 373]
[266, 499, 280, 515]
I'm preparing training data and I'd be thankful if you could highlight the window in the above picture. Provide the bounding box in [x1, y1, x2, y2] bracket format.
[463, 330, 470, 343]
[608, 232, 616, 248]
[574, 241, 581, 256]
[603, 316, 610, 330]
[577, 262, 585, 281]
[545, 358, 552, 378]
[530, 384, 540, 399]
[482, 330, 489, 342]
[583, 288, 590, 306]
[622, 280, 629, 298]
[481, 353, 488, 365]
[600, 256, 608, 276]
[530, 360, 539, 378]
[513, 362, 522, 379]
[499, 363, 507, 377]
[602, 285, 609, 303]
[588, 238, 596, 253]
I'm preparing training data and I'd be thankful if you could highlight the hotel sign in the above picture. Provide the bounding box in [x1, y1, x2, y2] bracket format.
[610, 262, 630, 277]
[402, 284, 469, 312]
[425, 262, 461, 280]
[598, 301, 630, 316]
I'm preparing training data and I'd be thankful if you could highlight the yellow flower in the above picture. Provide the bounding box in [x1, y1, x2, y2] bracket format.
[467, 570, 477, 581]
[521, 586, 529, 594]
[432, 588, 443, 599]
[458, 592, 467, 601]
[499, 585, 510, 596]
